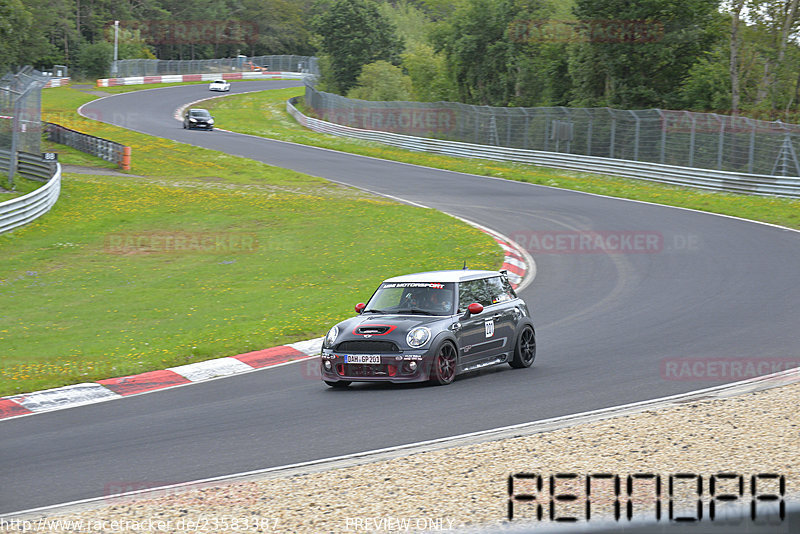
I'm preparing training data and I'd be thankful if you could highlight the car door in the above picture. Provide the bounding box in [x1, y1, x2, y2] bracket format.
[456, 278, 501, 368]
[484, 276, 517, 360]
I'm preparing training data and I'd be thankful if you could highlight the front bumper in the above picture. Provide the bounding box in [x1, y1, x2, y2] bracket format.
[320, 349, 432, 383]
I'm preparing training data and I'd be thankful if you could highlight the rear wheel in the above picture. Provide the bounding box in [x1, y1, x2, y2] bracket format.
[324, 380, 351, 388]
[430, 342, 457, 385]
[509, 325, 536, 368]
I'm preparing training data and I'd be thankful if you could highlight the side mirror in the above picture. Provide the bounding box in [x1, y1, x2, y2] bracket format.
[466, 303, 483, 316]
[355, 302, 366, 314]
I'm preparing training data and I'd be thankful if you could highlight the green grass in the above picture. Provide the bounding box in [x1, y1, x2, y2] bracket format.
[201, 87, 800, 230]
[0, 176, 45, 199]
[0, 85, 500, 396]
[6, 79, 797, 397]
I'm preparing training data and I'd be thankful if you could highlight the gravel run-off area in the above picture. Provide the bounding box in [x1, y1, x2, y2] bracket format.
[2, 377, 798, 534]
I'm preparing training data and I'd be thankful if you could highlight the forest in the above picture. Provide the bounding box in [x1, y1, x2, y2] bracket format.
[2, 0, 800, 119]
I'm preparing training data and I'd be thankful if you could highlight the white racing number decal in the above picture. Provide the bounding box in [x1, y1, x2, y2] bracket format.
[485, 319, 495, 338]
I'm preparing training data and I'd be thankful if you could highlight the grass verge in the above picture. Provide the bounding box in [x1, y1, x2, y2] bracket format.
[0, 85, 500, 396]
[203, 87, 800, 230]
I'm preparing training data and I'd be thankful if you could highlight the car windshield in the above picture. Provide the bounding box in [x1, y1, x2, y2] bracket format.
[190, 110, 210, 118]
[364, 282, 455, 316]
[212, 80, 225, 84]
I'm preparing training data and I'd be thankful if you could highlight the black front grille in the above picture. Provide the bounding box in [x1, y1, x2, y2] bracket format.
[343, 364, 391, 377]
[336, 340, 400, 353]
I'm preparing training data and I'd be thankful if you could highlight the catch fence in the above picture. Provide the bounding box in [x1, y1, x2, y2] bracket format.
[305, 84, 800, 178]
[112, 55, 318, 78]
[0, 67, 50, 184]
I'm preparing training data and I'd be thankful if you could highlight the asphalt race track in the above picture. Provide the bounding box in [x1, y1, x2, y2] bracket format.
[2, 81, 799, 514]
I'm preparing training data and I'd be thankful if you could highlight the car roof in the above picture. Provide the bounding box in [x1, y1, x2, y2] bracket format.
[189, 108, 210, 113]
[382, 270, 503, 284]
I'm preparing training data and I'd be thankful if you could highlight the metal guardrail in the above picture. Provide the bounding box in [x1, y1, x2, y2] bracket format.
[112, 55, 318, 77]
[0, 150, 61, 234]
[0, 150, 57, 182]
[287, 98, 800, 198]
[305, 84, 800, 180]
[45, 123, 130, 169]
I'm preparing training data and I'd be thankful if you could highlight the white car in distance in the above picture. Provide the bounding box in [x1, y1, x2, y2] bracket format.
[209, 79, 231, 92]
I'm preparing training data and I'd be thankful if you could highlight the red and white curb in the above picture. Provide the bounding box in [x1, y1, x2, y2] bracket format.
[480, 228, 532, 291]
[44, 77, 70, 88]
[0, 227, 532, 421]
[97, 71, 310, 87]
[0, 339, 322, 421]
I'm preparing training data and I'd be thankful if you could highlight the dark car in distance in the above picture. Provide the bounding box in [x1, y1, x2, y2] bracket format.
[183, 108, 214, 130]
[320, 270, 535, 387]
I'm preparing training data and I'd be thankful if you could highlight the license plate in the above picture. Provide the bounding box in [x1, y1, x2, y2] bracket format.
[345, 354, 381, 364]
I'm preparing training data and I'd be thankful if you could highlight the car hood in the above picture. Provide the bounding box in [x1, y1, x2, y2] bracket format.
[335, 313, 452, 338]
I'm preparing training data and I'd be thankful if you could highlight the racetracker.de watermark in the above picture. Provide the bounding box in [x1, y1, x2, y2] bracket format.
[104, 232, 258, 254]
[660, 358, 800, 381]
[509, 19, 664, 44]
[106, 20, 258, 45]
[511, 230, 665, 254]
[322, 108, 456, 135]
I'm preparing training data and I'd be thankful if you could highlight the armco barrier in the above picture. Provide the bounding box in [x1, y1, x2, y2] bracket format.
[0, 150, 57, 183]
[288, 98, 800, 198]
[44, 77, 70, 88]
[97, 71, 310, 87]
[45, 123, 130, 170]
[0, 150, 61, 234]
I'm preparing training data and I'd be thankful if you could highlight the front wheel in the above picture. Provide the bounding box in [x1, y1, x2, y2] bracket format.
[509, 325, 536, 368]
[430, 342, 457, 385]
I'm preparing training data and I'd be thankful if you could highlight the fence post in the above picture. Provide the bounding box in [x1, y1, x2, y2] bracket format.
[629, 110, 640, 161]
[688, 111, 696, 168]
[543, 109, 550, 151]
[506, 108, 512, 147]
[608, 108, 616, 159]
[584, 109, 593, 156]
[8, 96, 21, 187]
[521, 108, 529, 150]
[657, 109, 666, 164]
[715, 114, 725, 170]
[747, 118, 755, 174]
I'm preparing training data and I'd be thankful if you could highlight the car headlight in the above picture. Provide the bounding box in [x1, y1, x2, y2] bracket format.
[189, 118, 197, 122]
[208, 118, 214, 124]
[324, 325, 339, 348]
[406, 327, 431, 348]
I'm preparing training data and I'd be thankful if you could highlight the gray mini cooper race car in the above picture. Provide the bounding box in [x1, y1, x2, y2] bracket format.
[320, 270, 535, 387]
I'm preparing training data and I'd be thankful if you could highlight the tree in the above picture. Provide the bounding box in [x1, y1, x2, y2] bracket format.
[570, 0, 722, 108]
[431, 0, 515, 105]
[240, 0, 315, 56]
[744, 0, 800, 112]
[77, 41, 113, 78]
[378, 0, 432, 48]
[402, 42, 455, 102]
[347, 60, 413, 101]
[0, 0, 35, 74]
[677, 49, 732, 111]
[312, 0, 404, 94]
[730, 0, 746, 113]
[432, 0, 564, 106]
